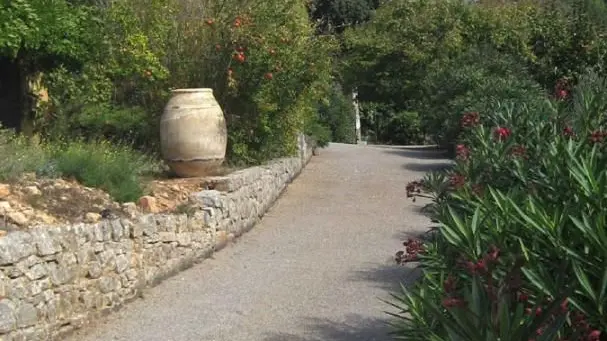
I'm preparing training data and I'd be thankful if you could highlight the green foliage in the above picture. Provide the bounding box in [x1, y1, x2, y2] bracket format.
[0, 0, 99, 64]
[342, 0, 607, 146]
[0, 126, 157, 202]
[420, 46, 549, 147]
[307, 0, 380, 34]
[1, 0, 341, 168]
[51, 139, 157, 202]
[343, 0, 469, 107]
[318, 84, 356, 144]
[359, 102, 424, 144]
[304, 119, 332, 148]
[33, 0, 172, 150]
[0, 127, 53, 181]
[381, 111, 424, 145]
[393, 71, 607, 340]
[158, 0, 337, 164]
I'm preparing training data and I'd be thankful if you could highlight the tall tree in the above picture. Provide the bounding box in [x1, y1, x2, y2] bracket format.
[307, 0, 380, 34]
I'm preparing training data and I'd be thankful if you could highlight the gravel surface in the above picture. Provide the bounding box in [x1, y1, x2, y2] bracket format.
[67, 143, 450, 341]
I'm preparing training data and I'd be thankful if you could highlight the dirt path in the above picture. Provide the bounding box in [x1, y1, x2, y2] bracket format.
[67, 143, 450, 341]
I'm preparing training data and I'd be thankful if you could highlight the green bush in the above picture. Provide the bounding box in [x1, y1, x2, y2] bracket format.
[0, 128, 54, 181]
[164, 0, 337, 164]
[304, 120, 332, 148]
[0, 126, 156, 202]
[358, 102, 424, 145]
[381, 111, 424, 145]
[318, 84, 356, 144]
[342, 0, 607, 147]
[420, 46, 549, 148]
[51, 140, 158, 202]
[393, 71, 607, 340]
[2, 0, 342, 166]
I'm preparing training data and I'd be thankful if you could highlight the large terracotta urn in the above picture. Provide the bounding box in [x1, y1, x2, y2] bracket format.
[160, 88, 227, 177]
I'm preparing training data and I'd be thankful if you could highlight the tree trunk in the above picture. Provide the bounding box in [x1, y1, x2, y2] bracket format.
[17, 58, 47, 138]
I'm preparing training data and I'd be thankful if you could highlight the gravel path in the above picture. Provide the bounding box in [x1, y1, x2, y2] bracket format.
[67, 143, 450, 341]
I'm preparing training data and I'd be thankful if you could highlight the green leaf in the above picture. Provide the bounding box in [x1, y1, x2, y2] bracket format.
[573, 261, 597, 302]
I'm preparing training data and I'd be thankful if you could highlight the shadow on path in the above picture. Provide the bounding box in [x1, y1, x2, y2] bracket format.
[350, 263, 421, 292]
[262, 265, 422, 341]
[377, 145, 449, 160]
[401, 161, 453, 173]
[262, 315, 392, 341]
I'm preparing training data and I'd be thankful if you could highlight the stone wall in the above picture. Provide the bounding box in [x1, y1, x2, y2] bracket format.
[0, 142, 314, 340]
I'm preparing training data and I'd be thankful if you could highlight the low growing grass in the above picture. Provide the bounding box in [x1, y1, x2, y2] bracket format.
[0, 130, 55, 181]
[0, 127, 160, 202]
[51, 139, 159, 202]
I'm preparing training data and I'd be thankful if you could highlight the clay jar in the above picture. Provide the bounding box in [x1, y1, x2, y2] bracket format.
[160, 88, 227, 177]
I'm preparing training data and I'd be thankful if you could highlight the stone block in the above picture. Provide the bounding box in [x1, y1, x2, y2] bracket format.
[15, 303, 37, 328]
[0, 299, 16, 333]
[0, 232, 36, 265]
[30, 230, 62, 257]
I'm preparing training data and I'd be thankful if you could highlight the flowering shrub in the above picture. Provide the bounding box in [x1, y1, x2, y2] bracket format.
[164, 0, 336, 164]
[390, 71, 607, 340]
[11, 0, 337, 166]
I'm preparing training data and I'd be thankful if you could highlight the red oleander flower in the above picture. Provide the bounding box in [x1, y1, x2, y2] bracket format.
[560, 298, 569, 313]
[587, 330, 601, 341]
[471, 183, 484, 197]
[456, 144, 469, 160]
[475, 259, 488, 273]
[449, 174, 466, 189]
[464, 261, 477, 274]
[494, 127, 511, 141]
[535, 307, 543, 317]
[461, 112, 480, 128]
[443, 275, 457, 293]
[590, 130, 607, 143]
[442, 297, 466, 308]
[555, 78, 570, 100]
[510, 145, 527, 158]
[563, 126, 575, 137]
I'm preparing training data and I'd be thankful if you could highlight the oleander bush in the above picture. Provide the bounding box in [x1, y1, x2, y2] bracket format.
[392, 71, 607, 341]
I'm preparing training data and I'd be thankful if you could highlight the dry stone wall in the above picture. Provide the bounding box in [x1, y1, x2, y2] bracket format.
[0, 141, 314, 341]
